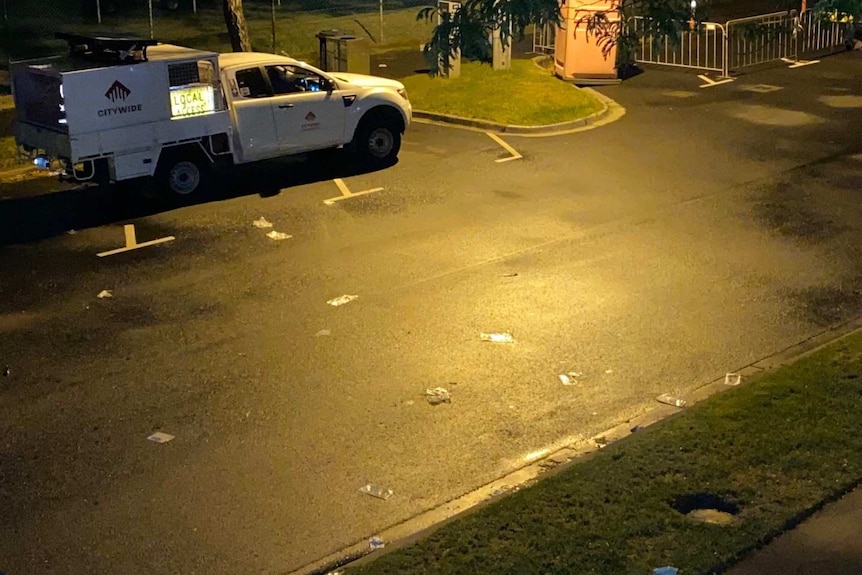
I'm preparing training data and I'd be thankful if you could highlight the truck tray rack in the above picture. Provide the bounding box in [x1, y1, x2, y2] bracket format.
[55, 32, 158, 64]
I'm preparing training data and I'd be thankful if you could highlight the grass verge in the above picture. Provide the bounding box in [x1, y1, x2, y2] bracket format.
[401, 58, 605, 126]
[352, 329, 862, 575]
[0, 136, 22, 169]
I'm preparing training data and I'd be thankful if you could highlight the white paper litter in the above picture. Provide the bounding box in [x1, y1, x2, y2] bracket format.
[369, 536, 385, 550]
[266, 231, 292, 240]
[480, 332, 514, 343]
[424, 387, 451, 405]
[725, 372, 741, 386]
[359, 483, 393, 500]
[558, 372, 582, 385]
[97, 290, 113, 299]
[147, 431, 175, 444]
[315, 329, 332, 337]
[253, 217, 274, 228]
[327, 294, 358, 306]
[656, 394, 687, 408]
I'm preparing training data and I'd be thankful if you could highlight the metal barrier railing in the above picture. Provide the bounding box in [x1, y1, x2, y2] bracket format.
[725, 11, 795, 72]
[628, 9, 847, 77]
[631, 17, 726, 73]
[797, 9, 846, 56]
[531, 22, 556, 54]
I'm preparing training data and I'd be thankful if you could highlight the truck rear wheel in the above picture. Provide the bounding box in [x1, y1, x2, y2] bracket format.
[354, 119, 401, 165]
[157, 150, 210, 197]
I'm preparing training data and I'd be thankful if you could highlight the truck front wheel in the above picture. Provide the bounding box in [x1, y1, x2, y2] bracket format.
[157, 150, 210, 197]
[354, 120, 401, 165]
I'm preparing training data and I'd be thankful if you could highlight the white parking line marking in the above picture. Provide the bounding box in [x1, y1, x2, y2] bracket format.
[97, 224, 175, 257]
[485, 131, 522, 163]
[781, 57, 820, 68]
[698, 74, 736, 88]
[323, 178, 384, 205]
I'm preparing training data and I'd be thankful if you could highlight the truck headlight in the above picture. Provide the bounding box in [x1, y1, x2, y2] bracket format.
[397, 88, 409, 101]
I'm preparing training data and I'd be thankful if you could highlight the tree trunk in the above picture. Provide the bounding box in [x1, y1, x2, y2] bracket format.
[223, 0, 252, 52]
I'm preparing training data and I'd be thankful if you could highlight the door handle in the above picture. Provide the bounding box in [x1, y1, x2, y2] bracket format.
[278, 103, 294, 109]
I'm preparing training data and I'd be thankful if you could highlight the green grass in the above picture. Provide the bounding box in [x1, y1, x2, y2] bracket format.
[401, 59, 605, 126]
[0, 4, 433, 64]
[352, 331, 862, 575]
[0, 137, 21, 169]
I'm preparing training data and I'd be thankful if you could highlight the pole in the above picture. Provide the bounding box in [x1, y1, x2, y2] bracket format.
[271, 0, 276, 52]
[379, 0, 384, 43]
[96, 0, 102, 24]
[193, 0, 197, 14]
[148, 0, 154, 39]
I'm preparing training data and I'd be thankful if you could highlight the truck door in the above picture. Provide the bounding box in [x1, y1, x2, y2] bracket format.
[228, 67, 279, 162]
[265, 65, 346, 153]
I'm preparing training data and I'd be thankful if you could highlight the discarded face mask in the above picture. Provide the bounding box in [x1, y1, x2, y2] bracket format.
[480, 332, 514, 343]
[725, 372, 741, 386]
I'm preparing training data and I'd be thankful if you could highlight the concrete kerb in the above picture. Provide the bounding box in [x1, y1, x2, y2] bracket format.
[286, 316, 862, 575]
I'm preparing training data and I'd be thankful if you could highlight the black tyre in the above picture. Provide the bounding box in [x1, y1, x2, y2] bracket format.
[156, 150, 210, 197]
[354, 120, 401, 165]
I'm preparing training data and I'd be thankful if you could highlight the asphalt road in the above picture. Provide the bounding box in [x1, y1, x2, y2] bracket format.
[2, 51, 862, 575]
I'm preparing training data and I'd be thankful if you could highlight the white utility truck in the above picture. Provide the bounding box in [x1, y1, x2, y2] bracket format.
[11, 33, 411, 197]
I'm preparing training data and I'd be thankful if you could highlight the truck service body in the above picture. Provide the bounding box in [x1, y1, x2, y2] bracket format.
[11, 33, 411, 197]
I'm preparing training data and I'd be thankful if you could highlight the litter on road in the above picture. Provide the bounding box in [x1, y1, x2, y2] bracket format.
[653, 567, 679, 575]
[252, 217, 273, 229]
[559, 372, 583, 385]
[369, 536, 385, 550]
[327, 294, 359, 306]
[3, 366, 10, 377]
[359, 483, 394, 500]
[657, 394, 687, 408]
[266, 231, 292, 241]
[605, 369, 614, 374]
[500, 272, 519, 277]
[97, 290, 113, 299]
[314, 329, 332, 337]
[147, 431, 175, 444]
[424, 387, 451, 405]
[480, 332, 514, 343]
[725, 372, 742, 386]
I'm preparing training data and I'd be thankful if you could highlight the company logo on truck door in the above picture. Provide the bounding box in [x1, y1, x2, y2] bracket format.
[98, 80, 142, 117]
[105, 80, 131, 102]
